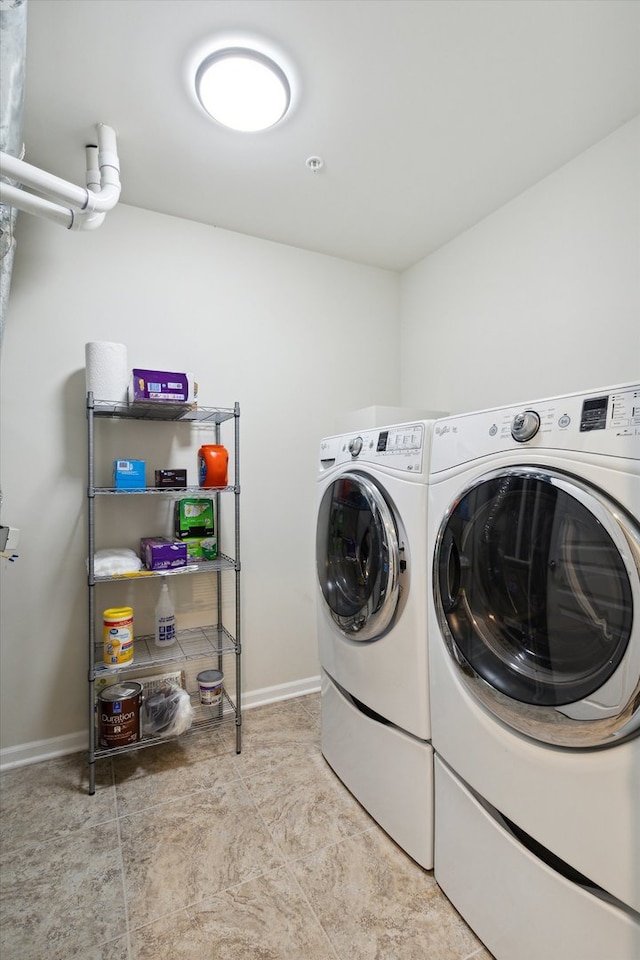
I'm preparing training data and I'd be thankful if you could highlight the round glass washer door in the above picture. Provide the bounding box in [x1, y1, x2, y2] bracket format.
[434, 467, 640, 747]
[316, 471, 404, 641]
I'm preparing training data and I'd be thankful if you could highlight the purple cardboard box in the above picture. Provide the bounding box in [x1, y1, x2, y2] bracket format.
[140, 537, 187, 571]
[129, 369, 194, 404]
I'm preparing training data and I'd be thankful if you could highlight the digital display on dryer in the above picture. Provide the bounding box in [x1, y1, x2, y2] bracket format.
[580, 395, 608, 432]
[376, 431, 389, 451]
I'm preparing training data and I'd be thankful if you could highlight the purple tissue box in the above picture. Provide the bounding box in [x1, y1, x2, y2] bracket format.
[140, 537, 187, 571]
[129, 369, 194, 404]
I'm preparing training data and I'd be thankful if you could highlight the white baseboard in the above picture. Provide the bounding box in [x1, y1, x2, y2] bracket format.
[241, 675, 321, 710]
[0, 731, 88, 772]
[0, 675, 321, 772]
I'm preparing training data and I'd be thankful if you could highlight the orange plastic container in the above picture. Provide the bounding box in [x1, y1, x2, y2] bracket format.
[198, 444, 228, 488]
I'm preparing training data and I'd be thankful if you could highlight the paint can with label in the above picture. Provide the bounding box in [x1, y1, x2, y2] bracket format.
[97, 681, 143, 748]
[103, 606, 134, 667]
[196, 669, 224, 706]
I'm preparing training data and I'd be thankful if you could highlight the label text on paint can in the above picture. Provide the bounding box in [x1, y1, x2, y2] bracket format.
[98, 682, 142, 748]
[103, 607, 134, 667]
[200, 684, 223, 706]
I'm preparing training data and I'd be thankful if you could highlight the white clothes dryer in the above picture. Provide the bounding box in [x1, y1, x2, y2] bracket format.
[427, 383, 640, 960]
[316, 419, 438, 868]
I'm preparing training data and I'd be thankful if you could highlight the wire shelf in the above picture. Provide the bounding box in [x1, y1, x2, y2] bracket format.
[92, 554, 237, 583]
[92, 400, 235, 423]
[93, 485, 234, 496]
[94, 624, 237, 677]
[94, 689, 238, 761]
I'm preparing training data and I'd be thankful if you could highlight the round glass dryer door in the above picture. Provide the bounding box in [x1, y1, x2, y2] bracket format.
[317, 471, 404, 641]
[434, 467, 640, 747]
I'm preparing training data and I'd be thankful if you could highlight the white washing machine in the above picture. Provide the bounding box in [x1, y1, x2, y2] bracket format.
[316, 419, 439, 868]
[427, 383, 640, 960]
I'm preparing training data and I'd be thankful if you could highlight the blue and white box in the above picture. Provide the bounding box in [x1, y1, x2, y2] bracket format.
[114, 459, 146, 489]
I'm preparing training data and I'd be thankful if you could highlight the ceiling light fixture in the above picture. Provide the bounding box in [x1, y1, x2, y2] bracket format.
[195, 47, 291, 132]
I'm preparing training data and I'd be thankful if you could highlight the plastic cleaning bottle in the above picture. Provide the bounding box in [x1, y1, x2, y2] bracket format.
[154, 578, 176, 647]
[198, 444, 228, 488]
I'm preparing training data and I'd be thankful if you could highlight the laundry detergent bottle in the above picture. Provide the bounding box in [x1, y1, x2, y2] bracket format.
[154, 578, 176, 647]
[198, 444, 228, 488]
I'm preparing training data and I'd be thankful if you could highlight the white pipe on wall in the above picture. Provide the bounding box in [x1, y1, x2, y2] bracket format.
[0, 122, 120, 229]
[85, 144, 100, 192]
[0, 0, 27, 343]
[0, 182, 73, 227]
[0, 182, 106, 230]
[1, 152, 88, 208]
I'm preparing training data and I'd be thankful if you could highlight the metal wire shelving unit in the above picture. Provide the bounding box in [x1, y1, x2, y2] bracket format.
[86, 393, 241, 794]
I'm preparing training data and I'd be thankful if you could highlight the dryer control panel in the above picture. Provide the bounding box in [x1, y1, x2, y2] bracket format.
[430, 383, 640, 474]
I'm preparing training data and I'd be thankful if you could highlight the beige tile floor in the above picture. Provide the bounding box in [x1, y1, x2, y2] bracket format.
[0, 694, 494, 960]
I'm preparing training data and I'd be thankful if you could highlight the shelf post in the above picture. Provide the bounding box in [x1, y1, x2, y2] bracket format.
[87, 391, 97, 795]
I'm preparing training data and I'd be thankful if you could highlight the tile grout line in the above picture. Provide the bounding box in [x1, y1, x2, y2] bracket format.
[121, 775, 289, 941]
[122, 862, 309, 943]
[233, 771, 292, 868]
[275, 825, 388, 960]
[112, 758, 135, 960]
[238, 769, 348, 960]
[283, 860, 343, 960]
[231, 760, 344, 959]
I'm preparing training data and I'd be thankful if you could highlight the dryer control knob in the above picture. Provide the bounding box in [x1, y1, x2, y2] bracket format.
[511, 410, 541, 442]
[348, 436, 363, 457]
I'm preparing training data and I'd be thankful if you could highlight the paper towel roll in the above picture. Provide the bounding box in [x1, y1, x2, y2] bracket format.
[85, 341, 128, 402]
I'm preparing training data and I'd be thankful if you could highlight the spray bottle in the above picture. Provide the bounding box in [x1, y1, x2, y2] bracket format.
[154, 578, 176, 647]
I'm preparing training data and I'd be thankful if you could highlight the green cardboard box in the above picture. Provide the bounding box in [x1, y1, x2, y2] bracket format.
[182, 536, 218, 560]
[174, 498, 214, 539]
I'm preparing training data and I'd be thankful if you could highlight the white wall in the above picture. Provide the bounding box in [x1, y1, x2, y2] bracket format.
[2, 117, 638, 763]
[400, 117, 640, 414]
[0, 206, 400, 757]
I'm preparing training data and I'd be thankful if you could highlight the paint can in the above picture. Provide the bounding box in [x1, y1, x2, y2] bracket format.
[103, 606, 134, 667]
[196, 669, 224, 706]
[97, 681, 143, 749]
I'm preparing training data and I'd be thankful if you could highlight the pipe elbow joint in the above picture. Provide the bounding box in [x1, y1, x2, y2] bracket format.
[68, 209, 107, 231]
[83, 180, 121, 214]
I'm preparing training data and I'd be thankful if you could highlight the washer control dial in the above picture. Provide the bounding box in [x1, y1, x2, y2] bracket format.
[348, 436, 363, 457]
[511, 409, 541, 442]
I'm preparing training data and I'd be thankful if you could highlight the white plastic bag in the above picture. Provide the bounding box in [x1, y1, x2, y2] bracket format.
[142, 683, 194, 738]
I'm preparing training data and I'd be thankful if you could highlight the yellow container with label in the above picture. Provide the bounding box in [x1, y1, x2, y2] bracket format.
[103, 607, 134, 668]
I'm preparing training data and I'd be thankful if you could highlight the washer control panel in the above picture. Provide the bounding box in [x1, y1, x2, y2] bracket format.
[431, 383, 640, 473]
[376, 424, 424, 454]
[319, 422, 428, 474]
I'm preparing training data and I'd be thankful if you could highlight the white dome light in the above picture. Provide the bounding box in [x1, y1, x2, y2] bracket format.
[195, 48, 291, 132]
